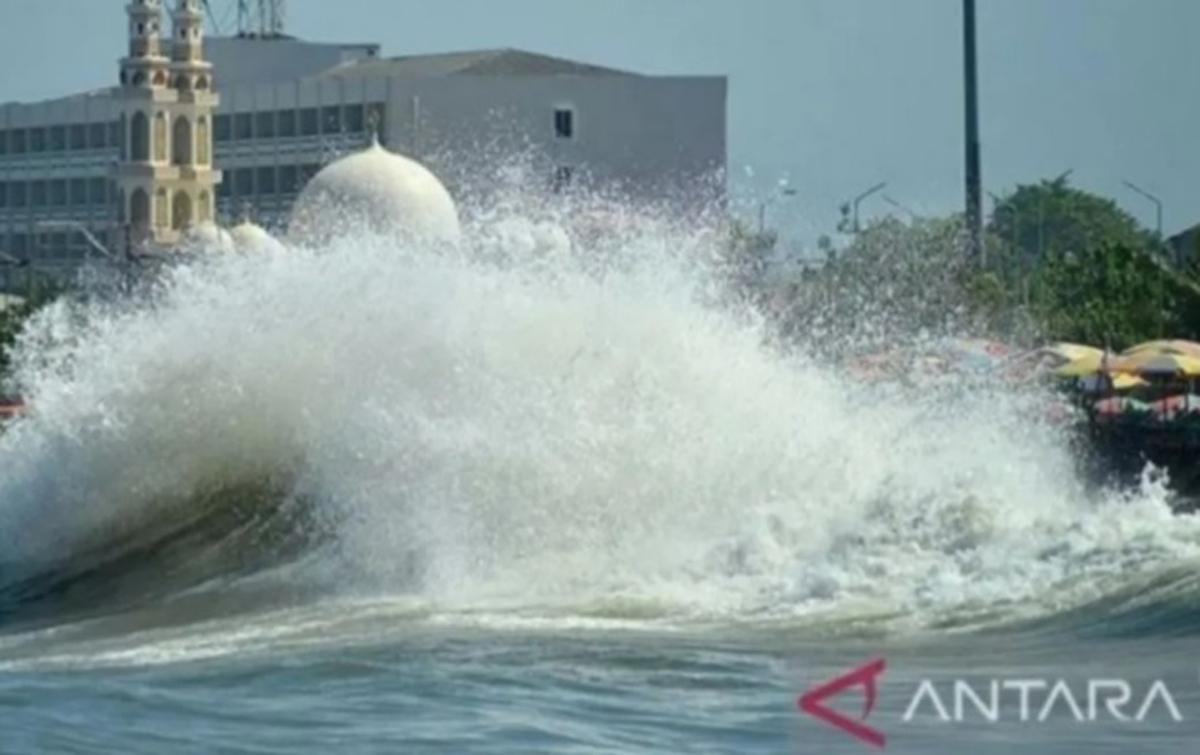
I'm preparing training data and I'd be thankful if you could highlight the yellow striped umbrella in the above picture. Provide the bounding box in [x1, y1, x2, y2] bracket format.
[1054, 350, 1117, 377]
[1110, 351, 1200, 376]
[1121, 339, 1200, 357]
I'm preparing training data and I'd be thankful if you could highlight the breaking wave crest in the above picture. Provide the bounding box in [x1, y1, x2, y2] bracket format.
[2, 197, 1200, 646]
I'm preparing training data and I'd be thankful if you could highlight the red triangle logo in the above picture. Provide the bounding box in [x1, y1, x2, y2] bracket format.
[798, 658, 887, 748]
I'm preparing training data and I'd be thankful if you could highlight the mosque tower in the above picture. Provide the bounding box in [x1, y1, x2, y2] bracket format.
[110, 0, 221, 252]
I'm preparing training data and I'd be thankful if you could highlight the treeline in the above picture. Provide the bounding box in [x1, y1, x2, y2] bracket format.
[723, 176, 1200, 356]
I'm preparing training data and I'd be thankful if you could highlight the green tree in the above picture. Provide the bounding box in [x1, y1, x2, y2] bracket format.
[988, 176, 1156, 269]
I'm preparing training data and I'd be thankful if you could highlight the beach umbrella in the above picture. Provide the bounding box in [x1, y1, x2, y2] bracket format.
[1077, 372, 1147, 393]
[1110, 351, 1200, 376]
[1054, 350, 1118, 377]
[1121, 339, 1200, 357]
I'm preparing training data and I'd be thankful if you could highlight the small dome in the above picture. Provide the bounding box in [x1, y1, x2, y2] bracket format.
[229, 220, 274, 252]
[183, 220, 233, 253]
[288, 140, 461, 247]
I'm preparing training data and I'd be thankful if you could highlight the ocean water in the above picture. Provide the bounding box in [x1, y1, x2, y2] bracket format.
[1, 197, 1199, 753]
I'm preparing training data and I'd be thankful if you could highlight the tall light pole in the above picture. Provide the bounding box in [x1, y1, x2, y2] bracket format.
[963, 0, 984, 269]
[1122, 179, 1163, 241]
[1121, 179, 1167, 335]
[882, 194, 916, 220]
[849, 181, 887, 233]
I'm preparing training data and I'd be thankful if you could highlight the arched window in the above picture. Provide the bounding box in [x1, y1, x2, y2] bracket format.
[197, 190, 211, 222]
[130, 188, 149, 226]
[153, 112, 167, 162]
[154, 188, 169, 228]
[132, 71, 146, 86]
[130, 111, 149, 161]
[172, 116, 192, 165]
[172, 191, 193, 230]
[196, 116, 210, 164]
[195, 75, 210, 90]
[174, 74, 189, 90]
[118, 113, 129, 160]
[152, 70, 166, 86]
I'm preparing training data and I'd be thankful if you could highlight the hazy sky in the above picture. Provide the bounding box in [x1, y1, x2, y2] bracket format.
[3, 0, 1198, 245]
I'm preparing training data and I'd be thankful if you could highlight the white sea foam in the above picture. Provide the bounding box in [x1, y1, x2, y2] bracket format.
[1, 195, 1199, 640]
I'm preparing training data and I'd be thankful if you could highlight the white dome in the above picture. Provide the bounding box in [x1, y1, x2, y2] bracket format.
[183, 221, 234, 253]
[229, 221, 277, 252]
[288, 140, 461, 247]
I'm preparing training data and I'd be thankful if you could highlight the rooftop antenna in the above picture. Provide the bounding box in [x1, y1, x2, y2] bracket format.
[200, 0, 223, 34]
[236, 0, 285, 37]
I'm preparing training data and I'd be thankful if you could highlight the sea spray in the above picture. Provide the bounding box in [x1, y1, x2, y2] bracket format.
[0, 199, 1197, 632]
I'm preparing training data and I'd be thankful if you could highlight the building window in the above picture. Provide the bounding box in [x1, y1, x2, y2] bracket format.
[345, 104, 365, 133]
[110, 120, 121, 153]
[10, 129, 26, 153]
[553, 166, 573, 193]
[70, 178, 87, 206]
[370, 102, 387, 141]
[89, 122, 108, 149]
[321, 106, 341, 134]
[11, 233, 27, 256]
[216, 177, 231, 198]
[70, 124, 87, 150]
[30, 127, 46, 152]
[50, 179, 67, 207]
[10, 182, 26, 208]
[234, 113, 253, 140]
[130, 111, 149, 161]
[172, 116, 192, 165]
[172, 190, 192, 230]
[234, 167, 253, 196]
[89, 177, 108, 205]
[256, 166, 276, 195]
[554, 108, 574, 139]
[50, 125, 67, 151]
[213, 114, 231, 142]
[0, 182, 6, 208]
[31, 180, 47, 207]
[0, 131, 6, 155]
[279, 164, 298, 193]
[298, 162, 321, 186]
[299, 108, 318, 136]
[255, 111, 276, 139]
[278, 109, 297, 138]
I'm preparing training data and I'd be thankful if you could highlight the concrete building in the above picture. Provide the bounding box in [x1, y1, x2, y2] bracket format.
[0, 2, 727, 291]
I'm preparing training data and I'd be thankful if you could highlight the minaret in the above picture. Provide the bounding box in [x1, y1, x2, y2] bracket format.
[109, 0, 221, 252]
[167, 0, 221, 232]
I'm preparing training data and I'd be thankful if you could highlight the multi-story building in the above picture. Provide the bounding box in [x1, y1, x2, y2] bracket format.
[0, 2, 727, 292]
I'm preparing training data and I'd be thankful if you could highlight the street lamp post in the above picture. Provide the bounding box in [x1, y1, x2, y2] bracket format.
[1122, 179, 1163, 241]
[963, 0, 984, 269]
[882, 194, 916, 220]
[1121, 179, 1167, 335]
[848, 181, 887, 233]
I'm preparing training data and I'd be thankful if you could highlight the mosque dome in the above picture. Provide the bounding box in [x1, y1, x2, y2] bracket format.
[183, 220, 234, 253]
[229, 220, 275, 252]
[288, 139, 461, 247]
